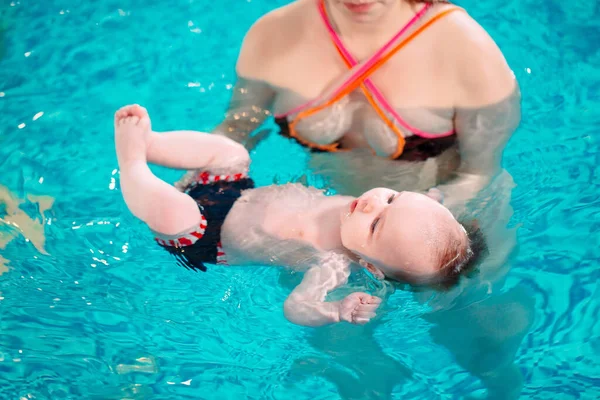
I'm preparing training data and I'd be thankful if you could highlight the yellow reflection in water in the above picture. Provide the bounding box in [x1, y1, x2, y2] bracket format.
[0, 184, 54, 275]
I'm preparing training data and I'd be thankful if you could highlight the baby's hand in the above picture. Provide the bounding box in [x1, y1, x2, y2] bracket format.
[338, 292, 382, 325]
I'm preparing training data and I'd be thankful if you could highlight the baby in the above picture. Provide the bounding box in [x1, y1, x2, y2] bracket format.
[115, 105, 478, 327]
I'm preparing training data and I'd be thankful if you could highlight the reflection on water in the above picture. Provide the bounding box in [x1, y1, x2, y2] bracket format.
[424, 284, 535, 400]
[279, 270, 410, 399]
[0, 184, 53, 275]
[291, 321, 412, 400]
[116, 356, 158, 375]
[282, 263, 535, 399]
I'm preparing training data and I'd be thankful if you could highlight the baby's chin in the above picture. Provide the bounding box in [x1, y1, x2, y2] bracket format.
[339, 200, 353, 224]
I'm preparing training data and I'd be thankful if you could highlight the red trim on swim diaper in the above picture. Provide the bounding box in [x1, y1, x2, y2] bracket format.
[196, 171, 247, 185]
[155, 214, 208, 248]
[216, 241, 227, 265]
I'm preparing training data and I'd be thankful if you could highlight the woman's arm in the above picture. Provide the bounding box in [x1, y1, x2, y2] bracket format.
[434, 89, 521, 210]
[212, 12, 279, 148]
[283, 254, 382, 327]
[434, 13, 521, 211]
[212, 77, 275, 147]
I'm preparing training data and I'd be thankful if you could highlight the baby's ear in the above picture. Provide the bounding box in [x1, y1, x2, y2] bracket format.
[425, 188, 444, 203]
[360, 259, 386, 280]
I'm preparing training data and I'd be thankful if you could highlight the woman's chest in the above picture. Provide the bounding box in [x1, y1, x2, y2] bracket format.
[271, 37, 455, 114]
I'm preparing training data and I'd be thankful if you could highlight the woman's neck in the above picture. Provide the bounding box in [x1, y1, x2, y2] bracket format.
[325, 0, 417, 42]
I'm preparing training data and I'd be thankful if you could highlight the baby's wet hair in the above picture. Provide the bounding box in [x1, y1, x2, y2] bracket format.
[434, 220, 487, 290]
[387, 220, 487, 290]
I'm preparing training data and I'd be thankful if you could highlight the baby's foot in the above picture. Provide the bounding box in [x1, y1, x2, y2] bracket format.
[114, 104, 151, 164]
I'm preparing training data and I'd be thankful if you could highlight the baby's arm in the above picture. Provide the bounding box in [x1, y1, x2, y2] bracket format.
[283, 254, 382, 327]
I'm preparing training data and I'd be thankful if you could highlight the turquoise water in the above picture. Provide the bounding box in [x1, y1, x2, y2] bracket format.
[1, 0, 599, 398]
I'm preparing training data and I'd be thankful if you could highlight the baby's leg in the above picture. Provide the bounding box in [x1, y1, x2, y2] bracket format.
[117, 105, 248, 170]
[115, 105, 201, 235]
[146, 130, 216, 169]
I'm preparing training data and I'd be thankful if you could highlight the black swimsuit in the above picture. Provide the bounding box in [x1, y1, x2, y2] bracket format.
[155, 170, 254, 272]
[274, 117, 457, 162]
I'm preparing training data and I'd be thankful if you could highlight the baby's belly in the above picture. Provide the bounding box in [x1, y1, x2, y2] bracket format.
[220, 185, 325, 268]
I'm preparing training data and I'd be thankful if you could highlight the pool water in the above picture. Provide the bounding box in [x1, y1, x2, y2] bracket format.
[0, 0, 599, 399]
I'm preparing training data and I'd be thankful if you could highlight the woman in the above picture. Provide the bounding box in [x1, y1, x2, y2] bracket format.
[214, 0, 520, 211]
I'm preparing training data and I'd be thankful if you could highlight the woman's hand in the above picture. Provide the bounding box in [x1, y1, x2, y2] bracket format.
[425, 187, 444, 204]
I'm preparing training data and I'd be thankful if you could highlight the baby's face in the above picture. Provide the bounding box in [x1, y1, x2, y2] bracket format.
[339, 188, 464, 280]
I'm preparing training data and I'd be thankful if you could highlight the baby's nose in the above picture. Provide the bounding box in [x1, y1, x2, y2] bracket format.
[358, 197, 376, 213]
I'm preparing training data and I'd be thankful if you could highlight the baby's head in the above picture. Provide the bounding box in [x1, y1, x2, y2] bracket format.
[340, 188, 482, 287]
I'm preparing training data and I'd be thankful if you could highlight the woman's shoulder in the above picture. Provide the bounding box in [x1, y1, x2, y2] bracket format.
[236, 0, 317, 79]
[422, 3, 508, 71]
[432, 4, 500, 50]
[432, 4, 517, 106]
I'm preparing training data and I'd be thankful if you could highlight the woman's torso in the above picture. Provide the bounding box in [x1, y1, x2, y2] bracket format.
[266, 0, 460, 156]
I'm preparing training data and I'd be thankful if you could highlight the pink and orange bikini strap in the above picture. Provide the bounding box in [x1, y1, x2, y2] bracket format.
[320, 0, 455, 142]
[289, 5, 463, 157]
